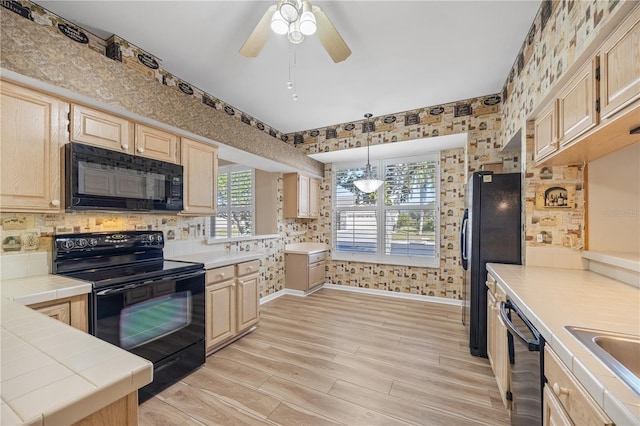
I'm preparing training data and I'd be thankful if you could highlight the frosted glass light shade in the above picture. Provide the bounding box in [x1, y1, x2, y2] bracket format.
[270, 10, 289, 34]
[354, 178, 384, 193]
[279, 0, 300, 22]
[288, 21, 304, 44]
[354, 164, 383, 193]
[300, 12, 317, 35]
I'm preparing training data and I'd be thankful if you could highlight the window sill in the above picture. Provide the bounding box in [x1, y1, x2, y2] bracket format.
[331, 252, 440, 269]
[206, 234, 280, 245]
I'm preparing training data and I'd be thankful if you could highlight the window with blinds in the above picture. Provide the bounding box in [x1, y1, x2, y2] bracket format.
[333, 154, 439, 267]
[212, 165, 254, 238]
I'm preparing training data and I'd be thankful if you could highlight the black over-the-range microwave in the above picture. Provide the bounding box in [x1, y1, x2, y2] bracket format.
[65, 142, 184, 212]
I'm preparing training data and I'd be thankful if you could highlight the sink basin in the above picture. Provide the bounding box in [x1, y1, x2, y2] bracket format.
[565, 326, 640, 396]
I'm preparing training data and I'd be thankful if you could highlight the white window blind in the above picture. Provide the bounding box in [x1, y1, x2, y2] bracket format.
[212, 165, 254, 238]
[333, 154, 439, 267]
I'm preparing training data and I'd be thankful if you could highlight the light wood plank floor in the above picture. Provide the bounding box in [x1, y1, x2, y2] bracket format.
[139, 289, 510, 426]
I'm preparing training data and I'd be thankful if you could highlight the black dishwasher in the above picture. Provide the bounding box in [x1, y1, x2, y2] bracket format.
[500, 299, 545, 426]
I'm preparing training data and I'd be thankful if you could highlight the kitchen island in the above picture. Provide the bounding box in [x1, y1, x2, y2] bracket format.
[1, 275, 153, 425]
[487, 263, 640, 425]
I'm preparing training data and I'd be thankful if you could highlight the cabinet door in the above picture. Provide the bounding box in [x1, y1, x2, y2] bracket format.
[308, 260, 326, 288]
[134, 124, 179, 163]
[298, 175, 311, 217]
[486, 290, 497, 370]
[599, 7, 640, 119]
[0, 81, 65, 212]
[494, 299, 510, 409]
[558, 59, 598, 145]
[309, 177, 320, 218]
[237, 273, 259, 333]
[543, 386, 573, 426]
[534, 101, 559, 161]
[70, 104, 133, 153]
[28, 295, 88, 332]
[181, 137, 218, 215]
[205, 279, 236, 351]
[34, 301, 71, 325]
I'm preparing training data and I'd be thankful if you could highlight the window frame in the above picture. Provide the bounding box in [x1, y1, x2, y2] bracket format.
[211, 164, 255, 239]
[332, 153, 440, 268]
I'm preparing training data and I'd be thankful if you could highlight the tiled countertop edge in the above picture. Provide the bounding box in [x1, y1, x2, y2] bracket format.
[486, 263, 640, 425]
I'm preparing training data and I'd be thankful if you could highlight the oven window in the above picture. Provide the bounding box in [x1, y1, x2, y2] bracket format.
[78, 160, 166, 200]
[120, 291, 192, 350]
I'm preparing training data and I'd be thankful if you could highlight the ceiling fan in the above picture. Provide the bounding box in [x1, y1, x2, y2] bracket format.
[239, 0, 351, 63]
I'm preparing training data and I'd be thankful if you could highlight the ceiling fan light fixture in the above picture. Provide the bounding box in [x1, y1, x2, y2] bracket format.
[279, 0, 300, 23]
[353, 113, 384, 193]
[270, 10, 289, 35]
[287, 21, 304, 44]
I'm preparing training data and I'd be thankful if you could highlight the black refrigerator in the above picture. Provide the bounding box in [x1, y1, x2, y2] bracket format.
[461, 171, 522, 358]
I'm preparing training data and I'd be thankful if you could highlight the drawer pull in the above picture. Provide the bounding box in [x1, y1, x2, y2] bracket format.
[219, 273, 225, 278]
[552, 382, 569, 396]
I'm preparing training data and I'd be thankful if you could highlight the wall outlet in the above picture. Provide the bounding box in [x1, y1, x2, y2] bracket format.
[537, 233, 543, 243]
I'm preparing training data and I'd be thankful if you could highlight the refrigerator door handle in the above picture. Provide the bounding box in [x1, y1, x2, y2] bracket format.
[460, 209, 468, 269]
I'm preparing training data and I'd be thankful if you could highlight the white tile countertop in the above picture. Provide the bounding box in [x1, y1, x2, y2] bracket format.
[169, 251, 262, 270]
[284, 243, 329, 255]
[0, 275, 153, 426]
[487, 263, 640, 425]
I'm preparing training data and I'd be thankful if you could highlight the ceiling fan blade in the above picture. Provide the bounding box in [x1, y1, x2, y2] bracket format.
[312, 5, 351, 63]
[239, 4, 277, 57]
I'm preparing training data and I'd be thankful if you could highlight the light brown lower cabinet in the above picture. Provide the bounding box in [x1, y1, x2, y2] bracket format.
[543, 345, 613, 426]
[205, 265, 236, 351]
[71, 392, 138, 426]
[285, 251, 327, 292]
[486, 273, 510, 409]
[205, 260, 260, 353]
[28, 294, 88, 332]
[236, 260, 260, 333]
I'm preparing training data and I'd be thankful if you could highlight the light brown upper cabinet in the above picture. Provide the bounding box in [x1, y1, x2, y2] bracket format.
[0, 81, 67, 213]
[599, 6, 640, 119]
[557, 59, 598, 146]
[180, 137, 218, 215]
[533, 5, 640, 166]
[71, 104, 179, 163]
[533, 101, 558, 162]
[70, 104, 133, 153]
[135, 123, 179, 163]
[283, 173, 320, 219]
[534, 58, 598, 163]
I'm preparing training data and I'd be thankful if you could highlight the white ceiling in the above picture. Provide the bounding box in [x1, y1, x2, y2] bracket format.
[34, 1, 541, 136]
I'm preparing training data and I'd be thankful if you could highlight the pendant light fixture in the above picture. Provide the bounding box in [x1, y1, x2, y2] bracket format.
[354, 113, 384, 193]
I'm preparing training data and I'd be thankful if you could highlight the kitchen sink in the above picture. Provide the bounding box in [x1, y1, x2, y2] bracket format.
[565, 326, 640, 396]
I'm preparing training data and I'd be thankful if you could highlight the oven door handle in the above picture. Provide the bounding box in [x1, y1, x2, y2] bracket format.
[95, 269, 204, 296]
[500, 300, 540, 351]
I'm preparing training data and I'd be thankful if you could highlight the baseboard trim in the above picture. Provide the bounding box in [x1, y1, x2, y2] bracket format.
[322, 283, 463, 306]
[261, 283, 463, 307]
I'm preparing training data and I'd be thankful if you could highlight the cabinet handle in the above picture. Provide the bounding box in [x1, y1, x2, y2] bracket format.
[122, 143, 129, 150]
[51, 199, 60, 207]
[219, 273, 225, 279]
[137, 147, 144, 153]
[552, 383, 569, 396]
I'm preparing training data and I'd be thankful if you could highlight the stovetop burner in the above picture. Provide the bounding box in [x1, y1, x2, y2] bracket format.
[53, 230, 203, 288]
[62, 259, 203, 289]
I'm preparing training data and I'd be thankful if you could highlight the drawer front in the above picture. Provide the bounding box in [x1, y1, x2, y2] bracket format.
[309, 251, 327, 264]
[237, 260, 260, 277]
[206, 265, 235, 284]
[544, 346, 612, 426]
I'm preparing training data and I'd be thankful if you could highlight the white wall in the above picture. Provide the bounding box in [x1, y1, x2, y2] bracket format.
[588, 143, 640, 255]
